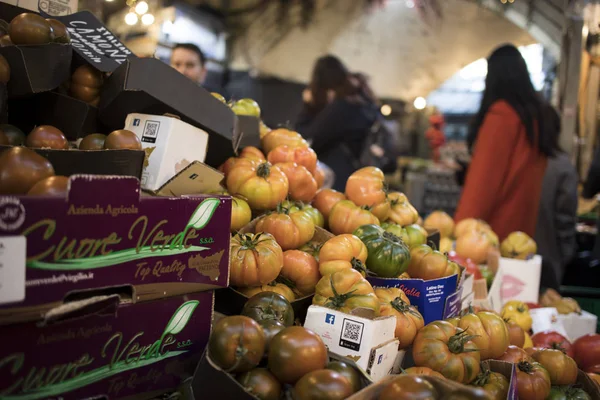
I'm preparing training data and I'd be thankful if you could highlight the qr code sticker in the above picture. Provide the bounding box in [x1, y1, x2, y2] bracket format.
[339, 318, 363, 351]
[142, 120, 160, 143]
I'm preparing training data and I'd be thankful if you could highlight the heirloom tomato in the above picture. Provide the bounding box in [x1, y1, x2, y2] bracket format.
[240, 146, 266, 161]
[412, 320, 481, 384]
[261, 128, 308, 154]
[531, 331, 574, 358]
[258, 319, 285, 354]
[387, 192, 419, 226]
[313, 164, 325, 188]
[501, 300, 532, 332]
[255, 204, 315, 250]
[457, 308, 509, 360]
[380, 221, 405, 237]
[424, 210, 455, 238]
[238, 282, 295, 303]
[403, 223, 429, 248]
[441, 388, 492, 400]
[345, 166, 387, 208]
[280, 250, 320, 296]
[275, 162, 317, 202]
[318, 234, 368, 276]
[241, 291, 295, 327]
[408, 244, 461, 281]
[454, 218, 491, 238]
[523, 331, 533, 349]
[472, 368, 510, 400]
[267, 144, 317, 173]
[403, 366, 445, 379]
[496, 345, 531, 363]
[312, 189, 346, 220]
[378, 293, 424, 349]
[504, 318, 525, 348]
[293, 369, 354, 400]
[455, 229, 497, 264]
[588, 373, 600, 386]
[231, 196, 252, 232]
[298, 240, 322, 261]
[573, 334, 600, 371]
[313, 269, 379, 315]
[268, 326, 328, 384]
[208, 316, 266, 373]
[293, 201, 324, 228]
[515, 361, 551, 400]
[500, 231, 537, 260]
[328, 200, 380, 235]
[378, 374, 438, 400]
[226, 159, 288, 210]
[354, 224, 411, 278]
[230, 232, 283, 287]
[374, 287, 410, 305]
[237, 368, 281, 400]
[326, 361, 362, 393]
[531, 348, 578, 385]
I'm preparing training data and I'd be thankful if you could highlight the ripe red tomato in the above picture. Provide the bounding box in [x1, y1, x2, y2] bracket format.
[573, 334, 600, 372]
[447, 251, 482, 279]
[531, 331, 574, 358]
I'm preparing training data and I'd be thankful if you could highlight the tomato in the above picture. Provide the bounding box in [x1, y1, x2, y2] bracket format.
[412, 320, 481, 384]
[370, 199, 392, 221]
[261, 128, 309, 154]
[267, 144, 318, 173]
[440, 388, 492, 400]
[501, 301, 532, 332]
[424, 210, 455, 238]
[296, 202, 325, 228]
[573, 334, 600, 372]
[230, 232, 283, 287]
[313, 164, 325, 188]
[588, 372, 600, 386]
[328, 200, 380, 235]
[255, 205, 315, 250]
[298, 240, 322, 261]
[237, 368, 281, 400]
[280, 250, 320, 296]
[525, 302, 541, 309]
[241, 291, 295, 326]
[531, 331, 574, 358]
[226, 159, 289, 210]
[231, 196, 252, 232]
[378, 375, 439, 400]
[268, 326, 328, 384]
[377, 291, 424, 349]
[496, 345, 531, 363]
[403, 224, 429, 248]
[547, 387, 568, 400]
[504, 318, 525, 348]
[240, 146, 266, 161]
[531, 348, 578, 385]
[313, 269, 379, 315]
[403, 366, 445, 379]
[219, 156, 238, 176]
[326, 361, 362, 393]
[388, 192, 419, 226]
[457, 309, 509, 360]
[345, 166, 387, 207]
[258, 319, 285, 355]
[354, 224, 411, 278]
[447, 252, 482, 280]
[208, 316, 266, 373]
[454, 218, 492, 238]
[515, 361, 551, 400]
[260, 120, 271, 139]
[408, 245, 461, 281]
[293, 369, 355, 400]
[238, 282, 296, 303]
[500, 231, 537, 260]
[318, 234, 368, 276]
[381, 221, 405, 237]
[558, 387, 593, 400]
[456, 229, 497, 265]
[523, 331, 533, 349]
[312, 189, 346, 221]
[471, 368, 509, 400]
[275, 162, 318, 202]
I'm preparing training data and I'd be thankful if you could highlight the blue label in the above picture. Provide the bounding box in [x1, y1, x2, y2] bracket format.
[443, 286, 463, 319]
[378, 354, 383, 364]
[325, 313, 336, 325]
[133, 118, 141, 126]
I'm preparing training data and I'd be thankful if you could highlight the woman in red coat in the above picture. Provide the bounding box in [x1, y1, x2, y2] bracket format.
[454, 45, 556, 241]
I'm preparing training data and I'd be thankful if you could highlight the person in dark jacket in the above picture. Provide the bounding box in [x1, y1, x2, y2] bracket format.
[295, 55, 378, 191]
[535, 106, 578, 291]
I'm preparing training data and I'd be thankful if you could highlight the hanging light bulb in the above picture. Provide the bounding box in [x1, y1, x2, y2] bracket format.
[413, 97, 427, 110]
[125, 12, 138, 25]
[142, 13, 155, 25]
[135, 1, 149, 15]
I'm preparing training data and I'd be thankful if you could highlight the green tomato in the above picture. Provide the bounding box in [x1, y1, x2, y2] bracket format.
[565, 387, 592, 400]
[380, 221, 406, 238]
[353, 224, 410, 278]
[547, 387, 567, 400]
[281, 200, 324, 228]
[479, 266, 494, 289]
[403, 224, 428, 248]
[231, 98, 261, 117]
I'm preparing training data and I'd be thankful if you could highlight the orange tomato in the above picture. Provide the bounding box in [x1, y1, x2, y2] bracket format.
[226, 160, 289, 211]
[313, 269, 379, 315]
[261, 128, 308, 154]
[231, 196, 252, 232]
[230, 232, 284, 287]
[388, 192, 419, 226]
[454, 218, 491, 238]
[515, 361, 551, 400]
[455, 230, 497, 264]
[376, 289, 423, 349]
[280, 250, 321, 296]
[423, 211, 455, 238]
[370, 200, 391, 222]
[275, 162, 318, 203]
[267, 145, 317, 173]
[319, 234, 368, 276]
[219, 156, 237, 176]
[457, 309, 510, 360]
[313, 164, 325, 189]
[407, 244, 461, 280]
[328, 200, 380, 235]
[531, 349, 578, 385]
[240, 146, 266, 161]
[403, 367, 444, 379]
[312, 189, 346, 220]
[345, 166, 387, 208]
[255, 207, 315, 250]
[374, 287, 410, 305]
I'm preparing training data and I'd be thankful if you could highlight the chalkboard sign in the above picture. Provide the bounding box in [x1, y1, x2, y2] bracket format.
[50, 11, 136, 72]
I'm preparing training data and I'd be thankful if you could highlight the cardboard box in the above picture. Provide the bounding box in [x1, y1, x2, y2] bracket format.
[0, 175, 231, 321]
[98, 58, 238, 168]
[235, 115, 261, 148]
[303, 305, 399, 380]
[0, 145, 145, 180]
[367, 273, 460, 324]
[0, 290, 213, 400]
[484, 360, 518, 400]
[123, 113, 209, 192]
[557, 310, 598, 341]
[10, 0, 78, 15]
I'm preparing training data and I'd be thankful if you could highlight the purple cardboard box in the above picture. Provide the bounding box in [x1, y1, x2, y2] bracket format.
[0, 175, 231, 321]
[0, 291, 214, 400]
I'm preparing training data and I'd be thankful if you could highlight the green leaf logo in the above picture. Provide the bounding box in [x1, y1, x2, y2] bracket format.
[163, 300, 199, 336]
[188, 198, 220, 230]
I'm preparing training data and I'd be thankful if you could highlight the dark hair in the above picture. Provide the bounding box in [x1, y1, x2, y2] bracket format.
[468, 44, 555, 157]
[172, 43, 206, 66]
[307, 55, 359, 114]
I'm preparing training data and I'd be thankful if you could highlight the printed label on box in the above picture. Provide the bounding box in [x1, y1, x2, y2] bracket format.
[443, 286, 463, 319]
[340, 318, 364, 351]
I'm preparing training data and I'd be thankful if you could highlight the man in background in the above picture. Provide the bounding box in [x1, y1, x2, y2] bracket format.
[170, 43, 207, 85]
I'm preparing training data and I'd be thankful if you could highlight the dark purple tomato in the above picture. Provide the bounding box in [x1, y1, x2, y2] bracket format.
[0, 147, 55, 194]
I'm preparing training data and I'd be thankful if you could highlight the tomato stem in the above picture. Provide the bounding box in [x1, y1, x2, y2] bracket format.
[351, 257, 367, 275]
[517, 361, 534, 373]
[382, 231, 402, 244]
[447, 329, 480, 354]
[256, 162, 272, 179]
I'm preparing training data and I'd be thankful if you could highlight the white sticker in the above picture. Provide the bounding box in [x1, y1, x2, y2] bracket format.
[0, 236, 26, 305]
[530, 307, 569, 339]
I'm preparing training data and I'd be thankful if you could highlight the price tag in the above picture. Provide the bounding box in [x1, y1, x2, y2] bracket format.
[0, 236, 26, 305]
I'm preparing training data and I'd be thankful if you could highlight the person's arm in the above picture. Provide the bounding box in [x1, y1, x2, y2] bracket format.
[583, 146, 600, 198]
[555, 162, 579, 265]
[454, 101, 520, 222]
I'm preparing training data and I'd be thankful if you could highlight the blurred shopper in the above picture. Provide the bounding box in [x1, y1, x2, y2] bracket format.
[295, 55, 379, 191]
[170, 43, 207, 85]
[454, 44, 555, 241]
[535, 107, 578, 291]
[425, 113, 446, 163]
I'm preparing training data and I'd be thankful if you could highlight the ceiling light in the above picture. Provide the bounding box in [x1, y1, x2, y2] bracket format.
[125, 12, 138, 25]
[405, 0, 415, 8]
[135, 1, 148, 15]
[142, 13, 155, 25]
[414, 97, 427, 110]
[380, 104, 392, 116]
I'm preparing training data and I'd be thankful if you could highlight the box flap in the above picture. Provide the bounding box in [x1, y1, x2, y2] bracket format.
[155, 161, 226, 197]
